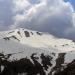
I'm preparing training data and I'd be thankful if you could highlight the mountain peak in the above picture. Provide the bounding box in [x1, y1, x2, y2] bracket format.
[0, 28, 75, 52]
[8, 28, 43, 37]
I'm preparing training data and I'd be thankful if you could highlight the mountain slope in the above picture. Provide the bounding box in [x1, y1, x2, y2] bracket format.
[0, 28, 75, 75]
[1, 28, 75, 52]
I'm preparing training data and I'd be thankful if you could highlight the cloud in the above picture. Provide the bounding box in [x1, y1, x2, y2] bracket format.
[9, 0, 75, 40]
[0, 0, 75, 40]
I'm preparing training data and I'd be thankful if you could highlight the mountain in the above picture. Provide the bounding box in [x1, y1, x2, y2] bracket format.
[0, 28, 75, 75]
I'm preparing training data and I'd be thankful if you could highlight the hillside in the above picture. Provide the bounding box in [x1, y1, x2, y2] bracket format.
[0, 28, 75, 75]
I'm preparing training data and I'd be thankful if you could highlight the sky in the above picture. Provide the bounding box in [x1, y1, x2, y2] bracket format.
[64, 0, 75, 9]
[0, 0, 75, 40]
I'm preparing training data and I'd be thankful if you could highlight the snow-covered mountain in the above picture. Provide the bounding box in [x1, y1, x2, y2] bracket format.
[0, 28, 75, 75]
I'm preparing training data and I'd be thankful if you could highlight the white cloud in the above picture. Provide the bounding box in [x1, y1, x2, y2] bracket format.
[9, 0, 75, 40]
[12, 0, 31, 13]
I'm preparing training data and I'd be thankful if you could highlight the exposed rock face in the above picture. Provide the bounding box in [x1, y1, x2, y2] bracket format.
[55, 60, 75, 75]
[24, 31, 30, 37]
[0, 52, 51, 75]
[49, 53, 66, 75]
[0, 51, 74, 75]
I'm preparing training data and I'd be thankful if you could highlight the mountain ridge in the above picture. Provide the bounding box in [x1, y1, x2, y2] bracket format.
[0, 28, 75, 75]
[1, 28, 75, 52]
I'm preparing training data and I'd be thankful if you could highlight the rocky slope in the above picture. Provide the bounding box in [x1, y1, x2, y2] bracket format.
[0, 28, 75, 75]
